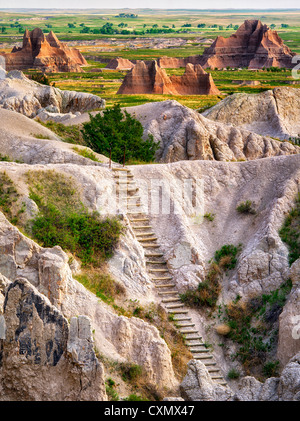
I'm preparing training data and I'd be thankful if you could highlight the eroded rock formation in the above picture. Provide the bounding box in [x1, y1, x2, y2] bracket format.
[1, 28, 87, 73]
[0, 278, 106, 401]
[105, 57, 135, 71]
[180, 357, 300, 401]
[203, 87, 300, 140]
[0, 70, 105, 118]
[199, 20, 296, 69]
[117, 60, 220, 95]
[123, 100, 300, 162]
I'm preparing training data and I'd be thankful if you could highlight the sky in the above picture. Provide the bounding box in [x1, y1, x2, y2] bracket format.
[1, 0, 300, 10]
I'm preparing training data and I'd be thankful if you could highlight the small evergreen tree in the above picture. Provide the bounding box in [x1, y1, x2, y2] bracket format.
[81, 104, 159, 164]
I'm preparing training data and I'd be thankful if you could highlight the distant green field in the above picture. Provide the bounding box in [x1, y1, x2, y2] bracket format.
[27, 67, 298, 111]
[3, 9, 300, 112]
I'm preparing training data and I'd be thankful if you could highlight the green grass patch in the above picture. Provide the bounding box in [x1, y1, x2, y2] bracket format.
[26, 170, 123, 265]
[37, 120, 85, 145]
[72, 146, 101, 162]
[74, 269, 125, 304]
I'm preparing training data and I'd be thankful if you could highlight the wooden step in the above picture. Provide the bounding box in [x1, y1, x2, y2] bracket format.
[173, 316, 192, 321]
[184, 336, 202, 341]
[147, 260, 167, 265]
[208, 368, 220, 373]
[149, 268, 169, 272]
[138, 237, 157, 242]
[167, 309, 189, 314]
[162, 297, 180, 303]
[152, 276, 172, 281]
[142, 244, 160, 248]
[119, 188, 138, 193]
[134, 226, 152, 229]
[145, 252, 163, 257]
[155, 284, 176, 289]
[136, 232, 155, 237]
[158, 290, 179, 295]
[130, 218, 149, 222]
[194, 355, 213, 360]
[186, 342, 204, 347]
[112, 167, 130, 172]
[211, 376, 225, 380]
[165, 303, 184, 309]
[190, 348, 210, 353]
[176, 323, 195, 328]
[180, 329, 199, 334]
[116, 180, 136, 185]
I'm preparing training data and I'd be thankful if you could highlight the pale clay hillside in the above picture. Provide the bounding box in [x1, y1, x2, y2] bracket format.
[0, 60, 300, 400]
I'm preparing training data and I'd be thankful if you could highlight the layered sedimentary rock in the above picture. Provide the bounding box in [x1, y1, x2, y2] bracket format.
[199, 20, 296, 69]
[170, 63, 220, 95]
[203, 87, 300, 140]
[117, 60, 220, 95]
[1, 28, 87, 73]
[123, 100, 300, 162]
[0, 70, 105, 118]
[157, 55, 202, 69]
[0, 277, 106, 401]
[105, 57, 135, 71]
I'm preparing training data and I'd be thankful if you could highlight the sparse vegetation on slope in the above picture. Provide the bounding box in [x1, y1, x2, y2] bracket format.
[37, 120, 85, 145]
[180, 244, 241, 310]
[279, 193, 300, 265]
[0, 171, 25, 225]
[26, 170, 123, 265]
[217, 279, 292, 378]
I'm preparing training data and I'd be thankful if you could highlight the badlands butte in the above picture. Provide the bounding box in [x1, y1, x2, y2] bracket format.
[0, 13, 300, 402]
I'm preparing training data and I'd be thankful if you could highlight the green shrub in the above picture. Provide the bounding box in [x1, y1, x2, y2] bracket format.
[204, 212, 215, 221]
[227, 368, 240, 379]
[105, 378, 119, 401]
[214, 244, 240, 270]
[236, 200, 256, 214]
[263, 361, 280, 378]
[31, 205, 123, 265]
[81, 104, 159, 164]
[30, 72, 51, 86]
[279, 193, 300, 265]
[119, 363, 142, 382]
[180, 263, 221, 309]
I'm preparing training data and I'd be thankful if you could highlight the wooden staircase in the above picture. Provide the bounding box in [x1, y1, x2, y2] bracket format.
[112, 166, 227, 386]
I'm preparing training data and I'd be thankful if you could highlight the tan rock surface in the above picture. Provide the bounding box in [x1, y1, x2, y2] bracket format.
[0, 70, 105, 118]
[203, 87, 300, 140]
